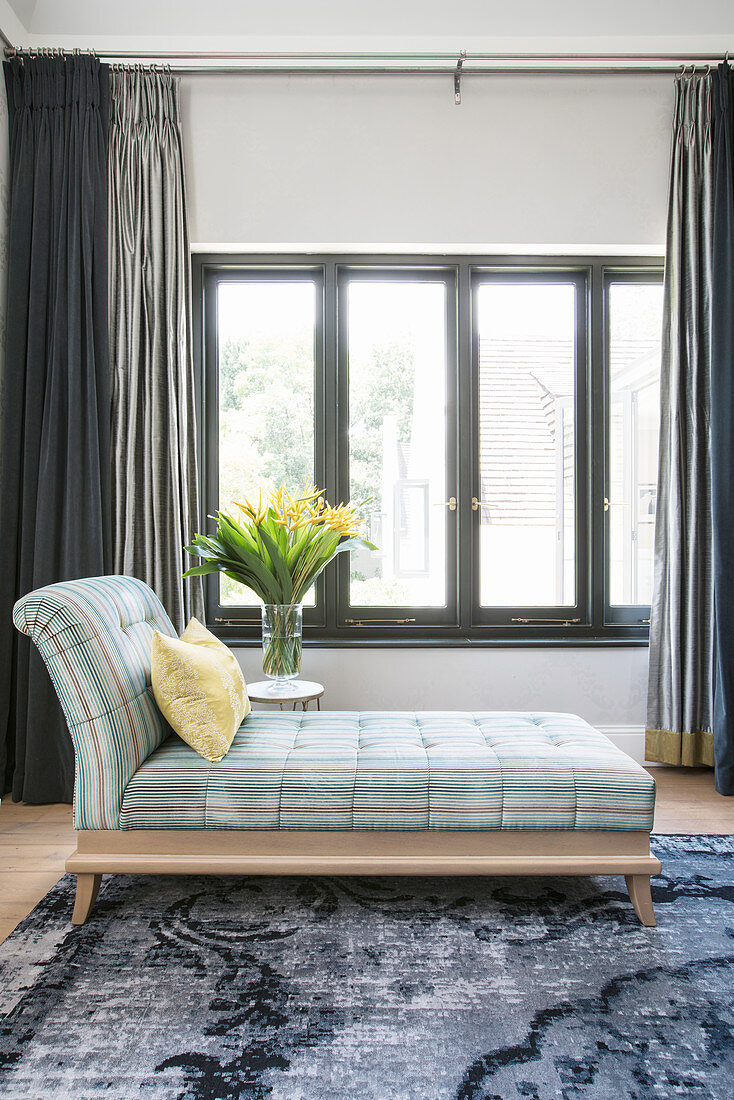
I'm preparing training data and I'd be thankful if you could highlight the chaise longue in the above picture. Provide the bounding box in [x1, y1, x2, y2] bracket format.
[13, 576, 661, 927]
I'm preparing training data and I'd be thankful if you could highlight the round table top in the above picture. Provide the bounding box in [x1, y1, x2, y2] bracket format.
[247, 679, 325, 704]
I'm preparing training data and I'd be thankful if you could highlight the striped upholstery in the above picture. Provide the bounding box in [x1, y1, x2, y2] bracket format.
[13, 576, 176, 830]
[121, 711, 656, 831]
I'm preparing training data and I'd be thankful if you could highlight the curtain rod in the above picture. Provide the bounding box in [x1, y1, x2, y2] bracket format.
[2, 46, 729, 75]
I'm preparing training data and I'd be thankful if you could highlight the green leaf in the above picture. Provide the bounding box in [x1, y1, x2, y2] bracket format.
[218, 512, 259, 553]
[335, 536, 379, 554]
[228, 551, 281, 603]
[259, 527, 293, 602]
[182, 563, 220, 578]
[286, 524, 311, 568]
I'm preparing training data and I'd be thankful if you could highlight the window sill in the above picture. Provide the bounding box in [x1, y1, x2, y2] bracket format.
[209, 627, 650, 649]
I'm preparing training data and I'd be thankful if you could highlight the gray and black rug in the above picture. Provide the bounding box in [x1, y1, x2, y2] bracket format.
[0, 835, 733, 1099]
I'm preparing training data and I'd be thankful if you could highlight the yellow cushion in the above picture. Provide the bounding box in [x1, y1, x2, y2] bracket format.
[151, 617, 250, 762]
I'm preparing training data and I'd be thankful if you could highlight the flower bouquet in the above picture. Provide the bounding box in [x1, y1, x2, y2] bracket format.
[184, 483, 376, 686]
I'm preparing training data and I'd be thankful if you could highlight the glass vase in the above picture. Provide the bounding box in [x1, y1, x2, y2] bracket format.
[261, 604, 303, 692]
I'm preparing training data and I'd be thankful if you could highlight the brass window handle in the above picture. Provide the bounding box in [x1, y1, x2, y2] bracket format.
[344, 618, 417, 626]
[434, 497, 497, 512]
[511, 617, 582, 625]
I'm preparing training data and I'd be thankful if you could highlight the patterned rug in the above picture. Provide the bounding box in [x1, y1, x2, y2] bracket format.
[0, 835, 733, 1099]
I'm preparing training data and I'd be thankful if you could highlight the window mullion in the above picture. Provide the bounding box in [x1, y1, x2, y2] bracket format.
[457, 261, 473, 632]
[324, 260, 339, 632]
[590, 261, 606, 630]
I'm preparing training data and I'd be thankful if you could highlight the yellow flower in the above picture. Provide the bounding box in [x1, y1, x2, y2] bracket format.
[318, 502, 362, 537]
[232, 492, 267, 525]
[231, 483, 365, 539]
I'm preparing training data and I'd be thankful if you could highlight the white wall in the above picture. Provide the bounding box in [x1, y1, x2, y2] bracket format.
[181, 72, 672, 250]
[13, 0, 734, 56]
[235, 644, 648, 729]
[179, 69, 670, 743]
[15, 0, 734, 38]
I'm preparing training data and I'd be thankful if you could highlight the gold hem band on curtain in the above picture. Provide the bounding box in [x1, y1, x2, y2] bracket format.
[645, 727, 714, 768]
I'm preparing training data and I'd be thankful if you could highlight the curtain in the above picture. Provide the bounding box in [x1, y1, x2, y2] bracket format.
[0, 57, 111, 802]
[108, 69, 203, 632]
[646, 73, 715, 770]
[711, 62, 734, 795]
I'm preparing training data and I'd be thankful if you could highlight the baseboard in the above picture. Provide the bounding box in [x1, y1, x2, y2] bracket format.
[597, 725, 655, 766]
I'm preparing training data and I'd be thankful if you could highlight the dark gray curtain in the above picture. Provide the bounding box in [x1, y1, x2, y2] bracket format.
[711, 62, 734, 795]
[108, 69, 204, 632]
[0, 57, 110, 802]
[646, 73, 714, 770]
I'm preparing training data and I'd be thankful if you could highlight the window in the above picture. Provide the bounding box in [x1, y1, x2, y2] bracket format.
[197, 255, 663, 643]
[339, 271, 457, 625]
[473, 276, 582, 616]
[605, 274, 664, 625]
[215, 276, 319, 607]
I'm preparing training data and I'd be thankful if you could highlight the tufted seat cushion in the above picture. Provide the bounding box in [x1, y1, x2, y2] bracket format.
[120, 711, 656, 831]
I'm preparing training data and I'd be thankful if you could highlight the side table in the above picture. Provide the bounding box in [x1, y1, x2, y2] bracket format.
[247, 680, 324, 712]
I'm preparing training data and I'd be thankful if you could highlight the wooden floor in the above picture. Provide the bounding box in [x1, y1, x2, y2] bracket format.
[0, 766, 732, 945]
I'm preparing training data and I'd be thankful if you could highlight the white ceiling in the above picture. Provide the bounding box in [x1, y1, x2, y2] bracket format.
[8, 0, 32, 24]
[2, 0, 734, 53]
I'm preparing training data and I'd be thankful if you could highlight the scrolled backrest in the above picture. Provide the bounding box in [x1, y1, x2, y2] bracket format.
[13, 575, 176, 830]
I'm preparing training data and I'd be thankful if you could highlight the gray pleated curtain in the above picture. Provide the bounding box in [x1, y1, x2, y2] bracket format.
[710, 63, 734, 795]
[646, 73, 715, 770]
[108, 69, 204, 631]
[0, 57, 111, 802]
[647, 64, 734, 793]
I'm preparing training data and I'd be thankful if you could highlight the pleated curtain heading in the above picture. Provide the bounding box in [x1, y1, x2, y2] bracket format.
[108, 68, 204, 633]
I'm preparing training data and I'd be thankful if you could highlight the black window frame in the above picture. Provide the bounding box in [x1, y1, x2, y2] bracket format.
[192, 252, 663, 647]
[602, 266, 665, 627]
[335, 265, 459, 629]
[200, 261, 327, 630]
[469, 267, 589, 628]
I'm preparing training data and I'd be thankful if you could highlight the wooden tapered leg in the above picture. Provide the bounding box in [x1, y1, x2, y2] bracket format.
[625, 874, 656, 927]
[71, 873, 102, 926]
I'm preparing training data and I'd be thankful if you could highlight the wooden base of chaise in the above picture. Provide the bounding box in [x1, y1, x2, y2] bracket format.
[71, 872, 102, 926]
[66, 829, 661, 928]
[624, 873, 657, 926]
